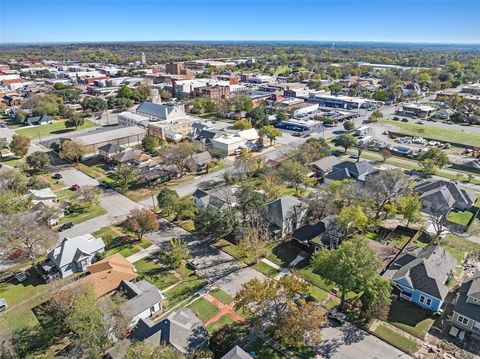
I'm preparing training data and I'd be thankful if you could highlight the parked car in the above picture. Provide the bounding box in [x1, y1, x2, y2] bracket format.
[416, 121, 424, 125]
[99, 181, 110, 189]
[58, 221, 74, 232]
[327, 308, 347, 325]
[52, 173, 62, 180]
[70, 184, 80, 191]
[0, 299, 7, 312]
[14, 271, 27, 283]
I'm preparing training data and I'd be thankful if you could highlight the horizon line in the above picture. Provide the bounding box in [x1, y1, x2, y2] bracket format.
[1, 39, 480, 46]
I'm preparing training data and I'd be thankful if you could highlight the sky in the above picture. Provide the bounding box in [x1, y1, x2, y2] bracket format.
[0, 0, 479, 44]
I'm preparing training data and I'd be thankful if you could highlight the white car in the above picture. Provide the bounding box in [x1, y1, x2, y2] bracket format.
[0, 298, 7, 312]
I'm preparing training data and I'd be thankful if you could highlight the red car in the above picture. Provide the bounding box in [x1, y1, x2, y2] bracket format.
[70, 184, 81, 191]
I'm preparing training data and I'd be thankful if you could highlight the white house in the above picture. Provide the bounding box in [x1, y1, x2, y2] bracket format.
[47, 234, 105, 278]
[28, 188, 57, 204]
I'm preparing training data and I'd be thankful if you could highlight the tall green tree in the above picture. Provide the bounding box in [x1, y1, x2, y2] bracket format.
[259, 125, 282, 146]
[26, 151, 51, 173]
[334, 134, 358, 153]
[65, 116, 85, 130]
[277, 159, 309, 193]
[159, 238, 190, 270]
[312, 236, 389, 311]
[398, 194, 422, 227]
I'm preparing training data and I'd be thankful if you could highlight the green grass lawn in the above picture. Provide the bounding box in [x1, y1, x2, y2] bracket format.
[253, 261, 280, 278]
[187, 297, 220, 323]
[206, 314, 236, 334]
[0, 270, 49, 308]
[324, 296, 340, 310]
[266, 241, 301, 267]
[210, 288, 233, 305]
[92, 227, 120, 243]
[245, 338, 287, 359]
[387, 234, 411, 249]
[214, 239, 254, 265]
[163, 277, 207, 308]
[15, 119, 96, 139]
[375, 324, 420, 354]
[308, 286, 328, 302]
[58, 203, 106, 225]
[380, 118, 480, 146]
[294, 260, 334, 292]
[441, 234, 479, 263]
[387, 300, 434, 340]
[133, 258, 180, 290]
[447, 210, 474, 226]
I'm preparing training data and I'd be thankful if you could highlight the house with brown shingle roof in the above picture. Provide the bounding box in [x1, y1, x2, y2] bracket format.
[83, 253, 138, 297]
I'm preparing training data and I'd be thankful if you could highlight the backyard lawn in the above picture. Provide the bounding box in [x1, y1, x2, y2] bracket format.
[375, 324, 420, 355]
[387, 300, 434, 340]
[209, 288, 233, 305]
[441, 234, 479, 263]
[15, 119, 96, 139]
[295, 260, 334, 292]
[133, 258, 180, 291]
[380, 118, 480, 146]
[447, 210, 474, 226]
[187, 297, 219, 323]
[245, 338, 287, 359]
[58, 203, 106, 225]
[253, 261, 280, 278]
[206, 314, 236, 334]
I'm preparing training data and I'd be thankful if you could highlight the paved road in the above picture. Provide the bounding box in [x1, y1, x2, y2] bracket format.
[318, 321, 411, 359]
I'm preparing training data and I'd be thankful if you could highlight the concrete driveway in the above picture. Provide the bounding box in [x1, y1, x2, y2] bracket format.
[55, 167, 99, 187]
[318, 321, 411, 359]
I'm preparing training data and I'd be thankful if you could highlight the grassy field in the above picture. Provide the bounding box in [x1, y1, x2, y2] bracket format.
[387, 300, 434, 340]
[163, 276, 207, 308]
[133, 258, 180, 291]
[58, 203, 106, 225]
[295, 260, 334, 292]
[209, 288, 233, 305]
[253, 261, 280, 278]
[206, 314, 236, 334]
[375, 324, 420, 354]
[15, 119, 96, 139]
[380, 119, 480, 146]
[441, 234, 479, 263]
[187, 297, 219, 323]
[447, 210, 474, 226]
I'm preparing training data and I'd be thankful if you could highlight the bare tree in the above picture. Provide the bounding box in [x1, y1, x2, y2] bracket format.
[0, 212, 57, 268]
[161, 142, 197, 177]
[363, 170, 411, 219]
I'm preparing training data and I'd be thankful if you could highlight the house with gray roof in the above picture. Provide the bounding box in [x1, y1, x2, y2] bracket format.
[131, 308, 208, 354]
[416, 180, 476, 214]
[384, 245, 456, 312]
[26, 114, 53, 126]
[193, 185, 239, 210]
[47, 234, 105, 278]
[324, 160, 377, 184]
[310, 156, 342, 177]
[266, 195, 308, 237]
[451, 271, 480, 336]
[187, 151, 213, 172]
[119, 279, 165, 326]
[221, 345, 253, 359]
[292, 215, 342, 250]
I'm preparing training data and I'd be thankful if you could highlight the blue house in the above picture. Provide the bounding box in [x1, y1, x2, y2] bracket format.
[384, 245, 457, 312]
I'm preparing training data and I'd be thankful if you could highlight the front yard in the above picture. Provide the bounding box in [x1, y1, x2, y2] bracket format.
[253, 261, 280, 278]
[375, 324, 420, 355]
[133, 258, 180, 291]
[387, 300, 435, 340]
[187, 297, 219, 323]
[440, 234, 479, 263]
[93, 226, 153, 258]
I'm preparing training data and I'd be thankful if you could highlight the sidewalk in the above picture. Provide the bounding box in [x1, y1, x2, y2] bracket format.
[127, 243, 160, 263]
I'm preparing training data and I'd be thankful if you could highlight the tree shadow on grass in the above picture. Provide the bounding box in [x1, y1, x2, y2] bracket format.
[50, 128, 75, 135]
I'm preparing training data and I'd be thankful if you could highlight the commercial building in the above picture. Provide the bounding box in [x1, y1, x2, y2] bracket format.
[117, 112, 150, 127]
[308, 94, 368, 110]
[399, 104, 436, 118]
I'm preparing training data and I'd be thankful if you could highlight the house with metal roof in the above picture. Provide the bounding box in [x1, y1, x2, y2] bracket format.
[384, 245, 456, 312]
[451, 271, 480, 337]
[47, 234, 105, 278]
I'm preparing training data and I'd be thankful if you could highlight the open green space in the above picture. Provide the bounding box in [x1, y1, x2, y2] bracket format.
[133, 258, 180, 291]
[58, 203, 106, 225]
[375, 324, 420, 354]
[15, 119, 96, 139]
[206, 314, 236, 334]
[440, 234, 479, 263]
[266, 241, 301, 267]
[209, 288, 233, 305]
[387, 300, 434, 340]
[0, 270, 49, 309]
[308, 286, 328, 302]
[380, 118, 480, 147]
[447, 210, 474, 226]
[163, 277, 207, 308]
[187, 297, 220, 323]
[253, 261, 280, 278]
